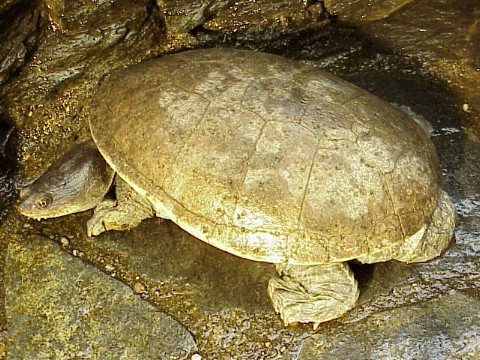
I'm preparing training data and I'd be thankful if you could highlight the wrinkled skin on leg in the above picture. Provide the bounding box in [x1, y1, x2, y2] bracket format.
[268, 263, 359, 327]
[87, 176, 155, 236]
[268, 192, 455, 327]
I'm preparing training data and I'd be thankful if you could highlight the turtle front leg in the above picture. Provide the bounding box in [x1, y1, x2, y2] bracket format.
[87, 176, 155, 236]
[268, 263, 359, 328]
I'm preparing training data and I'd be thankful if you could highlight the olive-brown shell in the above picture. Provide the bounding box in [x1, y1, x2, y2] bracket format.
[89, 48, 441, 264]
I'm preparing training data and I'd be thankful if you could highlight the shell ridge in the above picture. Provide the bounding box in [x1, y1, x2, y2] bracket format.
[346, 95, 430, 154]
[238, 76, 259, 109]
[355, 139, 407, 240]
[230, 119, 269, 229]
[290, 137, 325, 261]
[296, 137, 322, 227]
[159, 93, 212, 187]
[353, 139, 406, 248]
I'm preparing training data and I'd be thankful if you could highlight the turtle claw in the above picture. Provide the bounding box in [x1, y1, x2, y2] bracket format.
[86, 206, 135, 236]
[86, 199, 117, 237]
[86, 218, 107, 237]
[86, 180, 155, 237]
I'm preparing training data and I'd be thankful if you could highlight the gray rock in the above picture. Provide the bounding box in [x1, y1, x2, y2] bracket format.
[4, 235, 197, 359]
[98, 219, 276, 313]
[0, 1, 41, 86]
[324, 0, 413, 25]
[290, 292, 480, 360]
[362, 1, 478, 62]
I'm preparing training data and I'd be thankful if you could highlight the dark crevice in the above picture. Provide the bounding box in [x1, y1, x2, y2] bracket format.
[0, 0, 44, 87]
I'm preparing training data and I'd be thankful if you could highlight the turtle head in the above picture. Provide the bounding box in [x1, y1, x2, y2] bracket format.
[17, 140, 114, 219]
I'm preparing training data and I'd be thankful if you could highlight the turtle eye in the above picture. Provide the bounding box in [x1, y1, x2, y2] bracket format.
[35, 194, 53, 209]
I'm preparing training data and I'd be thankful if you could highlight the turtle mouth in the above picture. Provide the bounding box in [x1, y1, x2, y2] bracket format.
[16, 206, 47, 220]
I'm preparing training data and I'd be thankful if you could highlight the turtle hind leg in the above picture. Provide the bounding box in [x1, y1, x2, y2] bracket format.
[394, 191, 455, 263]
[87, 176, 155, 237]
[268, 262, 359, 327]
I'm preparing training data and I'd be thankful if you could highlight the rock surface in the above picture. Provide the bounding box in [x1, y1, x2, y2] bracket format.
[0, 0, 479, 358]
[324, 0, 413, 24]
[4, 235, 197, 359]
[291, 292, 480, 360]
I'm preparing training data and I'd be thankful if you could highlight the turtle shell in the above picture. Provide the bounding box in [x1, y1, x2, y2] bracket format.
[89, 48, 442, 264]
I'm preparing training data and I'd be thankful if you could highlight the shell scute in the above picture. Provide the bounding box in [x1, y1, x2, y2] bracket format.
[89, 48, 442, 264]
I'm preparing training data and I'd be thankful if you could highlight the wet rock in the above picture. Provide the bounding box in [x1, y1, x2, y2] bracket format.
[200, 0, 324, 35]
[161, 0, 232, 34]
[0, 124, 15, 221]
[96, 219, 276, 313]
[4, 235, 197, 359]
[324, 0, 413, 25]
[0, 0, 20, 15]
[362, 1, 478, 63]
[0, 1, 43, 85]
[289, 292, 480, 359]
[1, 0, 164, 176]
[318, 1, 480, 137]
[161, 0, 330, 45]
[359, 0, 480, 130]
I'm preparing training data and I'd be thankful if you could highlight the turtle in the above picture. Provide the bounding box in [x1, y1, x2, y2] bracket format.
[18, 48, 455, 326]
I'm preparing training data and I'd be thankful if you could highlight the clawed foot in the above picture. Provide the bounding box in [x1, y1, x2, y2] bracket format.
[86, 177, 156, 237]
[86, 198, 150, 236]
[87, 199, 118, 236]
